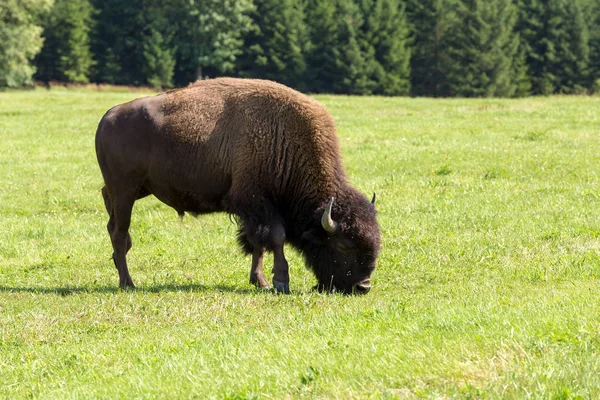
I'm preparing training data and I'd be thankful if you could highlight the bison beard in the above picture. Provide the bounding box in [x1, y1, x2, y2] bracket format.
[95, 78, 381, 294]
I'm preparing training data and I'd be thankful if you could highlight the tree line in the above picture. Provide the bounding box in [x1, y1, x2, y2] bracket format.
[2, 0, 599, 96]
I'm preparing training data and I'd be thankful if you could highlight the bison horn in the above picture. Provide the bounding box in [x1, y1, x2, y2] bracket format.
[371, 192, 376, 205]
[321, 197, 337, 233]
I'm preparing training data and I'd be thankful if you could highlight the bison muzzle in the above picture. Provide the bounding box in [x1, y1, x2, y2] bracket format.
[95, 78, 381, 294]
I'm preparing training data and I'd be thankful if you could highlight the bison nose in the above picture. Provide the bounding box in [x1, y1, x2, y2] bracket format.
[353, 279, 371, 295]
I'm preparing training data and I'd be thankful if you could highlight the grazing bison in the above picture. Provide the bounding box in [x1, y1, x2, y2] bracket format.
[95, 78, 380, 294]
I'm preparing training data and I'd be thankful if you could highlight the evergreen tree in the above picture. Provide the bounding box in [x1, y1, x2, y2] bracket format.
[90, 0, 146, 85]
[141, 0, 176, 88]
[516, 0, 590, 94]
[511, 41, 533, 96]
[90, 0, 177, 86]
[170, 0, 255, 84]
[357, 0, 411, 96]
[443, 0, 520, 97]
[515, 0, 551, 94]
[305, 0, 372, 94]
[552, 0, 589, 93]
[405, 0, 458, 96]
[143, 28, 176, 89]
[237, 0, 308, 91]
[0, 0, 53, 87]
[35, 0, 95, 84]
[587, 1, 600, 92]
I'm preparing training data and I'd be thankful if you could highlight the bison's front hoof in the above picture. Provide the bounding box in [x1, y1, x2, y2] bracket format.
[272, 280, 290, 294]
[250, 276, 271, 290]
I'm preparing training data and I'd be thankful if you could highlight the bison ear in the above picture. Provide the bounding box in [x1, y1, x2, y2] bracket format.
[301, 228, 323, 244]
[371, 192, 376, 206]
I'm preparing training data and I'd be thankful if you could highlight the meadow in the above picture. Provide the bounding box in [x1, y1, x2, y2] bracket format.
[0, 87, 599, 399]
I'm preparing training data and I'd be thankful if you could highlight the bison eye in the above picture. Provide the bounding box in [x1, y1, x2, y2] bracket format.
[335, 238, 357, 253]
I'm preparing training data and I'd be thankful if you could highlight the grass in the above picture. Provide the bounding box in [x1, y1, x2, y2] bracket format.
[0, 87, 599, 399]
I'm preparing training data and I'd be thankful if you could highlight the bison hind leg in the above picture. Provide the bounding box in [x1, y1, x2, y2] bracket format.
[101, 185, 137, 288]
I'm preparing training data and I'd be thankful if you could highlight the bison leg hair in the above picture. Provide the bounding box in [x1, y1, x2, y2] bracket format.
[250, 247, 270, 289]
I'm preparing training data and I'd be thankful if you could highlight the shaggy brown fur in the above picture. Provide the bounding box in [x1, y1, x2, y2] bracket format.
[96, 78, 380, 294]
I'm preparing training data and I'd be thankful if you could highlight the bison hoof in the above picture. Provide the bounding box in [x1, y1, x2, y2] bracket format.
[250, 277, 271, 290]
[119, 281, 135, 289]
[272, 280, 290, 294]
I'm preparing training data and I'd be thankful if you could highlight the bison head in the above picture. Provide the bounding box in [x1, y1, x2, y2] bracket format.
[300, 190, 380, 294]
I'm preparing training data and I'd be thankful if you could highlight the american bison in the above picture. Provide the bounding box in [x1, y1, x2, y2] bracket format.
[95, 78, 380, 294]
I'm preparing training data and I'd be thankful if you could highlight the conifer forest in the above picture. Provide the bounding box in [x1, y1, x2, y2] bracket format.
[2, 0, 599, 96]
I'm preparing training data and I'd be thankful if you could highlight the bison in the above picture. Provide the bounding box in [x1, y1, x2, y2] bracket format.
[95, 78, 380, 294]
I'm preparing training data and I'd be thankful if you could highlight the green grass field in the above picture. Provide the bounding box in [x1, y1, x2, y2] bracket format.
[1, 87, 599, 399]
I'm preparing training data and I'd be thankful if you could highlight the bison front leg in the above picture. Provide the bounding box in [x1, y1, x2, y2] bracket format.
[229, 194, 291, 293]
[250, 247, 270, 289]
[270, 224, 290, 294]
[244, 223, 289, 293]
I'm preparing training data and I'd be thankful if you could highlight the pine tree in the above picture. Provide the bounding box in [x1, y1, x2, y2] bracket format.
[551, 0, 589, 93]
[90, 0, 146, 84]
[90, 0, 178, 86]
[0, 0, 53, 87]
[405, 0, 458, 96]
[169, 0, 255, 84]
[443, 0, 520, 97]
[516, 0, 590, 94]
[357, 0, 411, 96]
[515, 0, 551, 94]
[304, 0, 372, 94]
[143, 28, 176, 89]
[237, 0, 308, 91]
[587, 1, 600, 92]
[511, 42, 533, 96]
[304, 0, 344, 93]
[36, 0, 95, 84]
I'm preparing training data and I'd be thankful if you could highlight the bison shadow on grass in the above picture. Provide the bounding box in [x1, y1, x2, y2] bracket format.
[0, 283, 260, 296]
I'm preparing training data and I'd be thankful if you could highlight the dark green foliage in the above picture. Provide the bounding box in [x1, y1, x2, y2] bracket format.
[515, 0, 552, 94]
[357, 0, 411, 95]
[511, 40, 533, 96]
[7, 0, 600, 94]
[170, 0, 255, 84]
[90, 0, 146, 85]
[237, 0, 308, 90]
[304, 0, 372, 94]
[35, 0, 95, 83]
[552, 0, 589, 94]
[442, 0, 521, 97]
[143, 28, 176, 89]
[587, 1, 600, 92]
[516, 0, 590, 94]
[88, 0, 255, 86]
[0, 0, 53, 87]
[406, 0, 456, 96]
